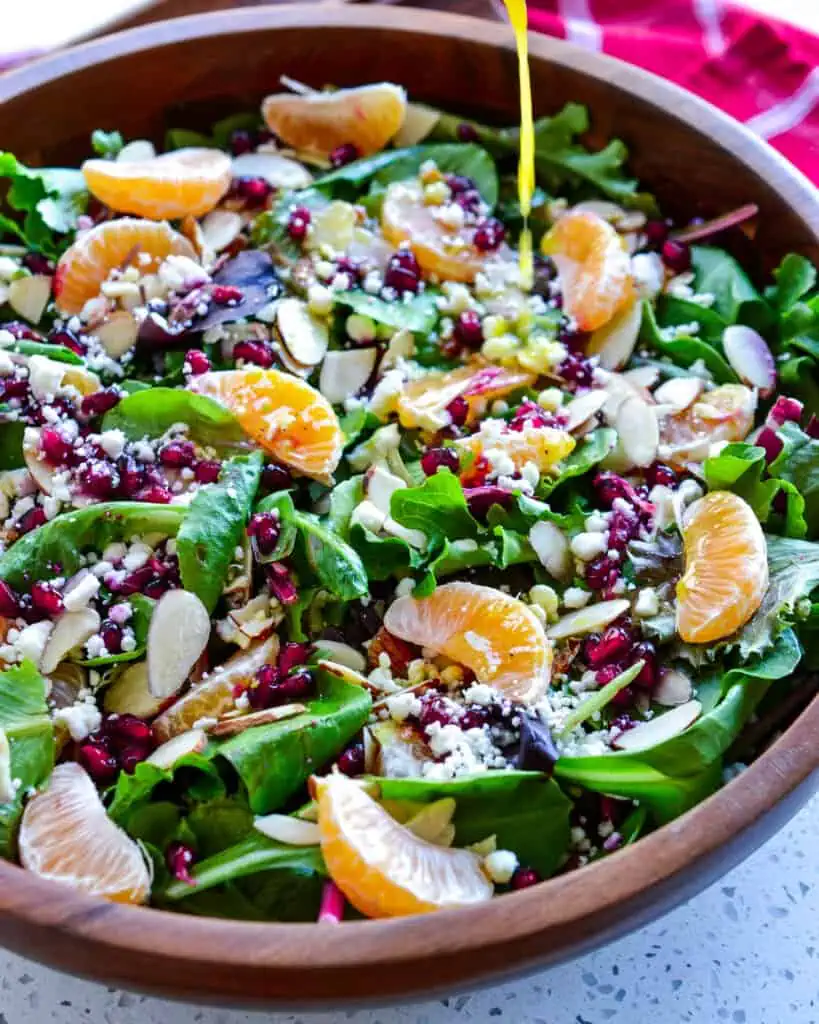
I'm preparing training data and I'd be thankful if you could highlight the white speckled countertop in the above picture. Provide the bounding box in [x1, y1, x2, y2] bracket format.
[0, 793, 814, 1024]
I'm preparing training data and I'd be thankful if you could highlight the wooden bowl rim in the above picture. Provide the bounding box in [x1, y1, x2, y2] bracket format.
[0, 2, 817, 979]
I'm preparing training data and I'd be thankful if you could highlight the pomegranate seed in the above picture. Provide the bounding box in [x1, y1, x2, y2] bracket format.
[110, 565, 151, 596]
[278, 641, 312, 676]
[261, 462, 293, 492]
[81, 388, 121, 418]
[584, 626, 631, 668]
[234, 176, 273, 206]
[473, 217, 505, 252]
[464, 485, 514, 519]
[185, 349, 211, 375]
[79, 461, 119, 499]
[806, 414, 819, 439]
[329, 142, 360, 168]
[661, 239, 691, 273]
[266, 562, 298, 605]
[418, 694, 461, 732]
[1, 378, 30, 401]
[116, 455, 145, 498]
[532, 254, 557, 297]
[767, 396, 803, 427]
[337, 741, 365, 776]
[384, 249, 421, 294]
[558, 353, 594, 387]
[447, 395, 469, 427]
[5, 321, 42, 341]
[159, 440, 196, 468]
[137, 484, 173, 504]
[166, 841, 197, 885]
[509, 399, 555, 432]
[460, 706, 492, 730]
[510, 866, 541, 890]
[107, 714, 153, 747]
[211, 284, 243, 305]
[454, 188, 483, 214]
[421, 447, 460, 476]
[49, 328, 86, 356]
[119, 744, 151, 774]
[30, 581, 63, 618]
[23, 252, 54, 275]
[454, 310, 483, 349]
[607, 509, 639, 550]
[144, 576, 173, 599]
[595, 662, 626, 685]
[193, 459, 221, 484]
[275, 667, 314, 701]
[233, 339, 275, 367]
[17, 506, 46, 534]
[248, 663, 279, 710]
[39, 427, 74, 466]
[645, 462, 678, 489]
[229, 129, 255, 156]
[593, 472, 655, 517]
[456, 122, 479, 142]
[0, 581, 21, 617]
[77, 743, 119, 786]
[585, 555, 619, 591]
[630, 641, 658, 688]
[286, 206, 312, 242]
[100, 620, 123, 654]
[756, 426, 784, 463]
[248, 512, 281, 556]
[643, 220, 669, 248]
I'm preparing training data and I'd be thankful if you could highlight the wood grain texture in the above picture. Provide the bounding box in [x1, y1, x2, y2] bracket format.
[0, 6, 817, 1006]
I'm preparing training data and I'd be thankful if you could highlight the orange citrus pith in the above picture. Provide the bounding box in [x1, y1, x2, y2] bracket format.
[19, 763, 151, 904]
[82, 148, 232, 220]
[53, 218, 197, 315]
[541, 210, 634, 331]
[456, 424, 575, 474]
[384, 581, 552, 703]
[191, 368, 343, 480]
[381, 180, 506, 284]
[660, 383, 756, 468]
[262, 83, 407, 158]
[398, 363, 535, 432]
[317, 774, 492, 918]
[676, 491, 768, 644]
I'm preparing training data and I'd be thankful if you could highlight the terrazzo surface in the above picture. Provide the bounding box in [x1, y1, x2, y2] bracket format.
[0, 793, 815, 1024]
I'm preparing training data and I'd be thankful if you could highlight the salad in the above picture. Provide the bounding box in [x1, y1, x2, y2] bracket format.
[0, 80, 817, 922]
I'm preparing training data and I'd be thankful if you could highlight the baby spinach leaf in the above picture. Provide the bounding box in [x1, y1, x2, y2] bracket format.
[539, 428, 617, 498]
[0, 152, 86, 255]
[349, 523, 419, 581]
[656, 294, 727, 344]
[690, 246, 762, 324]
[0, 423, 25, 471]
[390, 470, 482, 547]
[102, 388, 247, 450]
[0, 661, 54, 858]
[375, 771, 572, 878]
[770, 422, 819, 537]
[107, 751, 224, 825]
[215, 667, 372, 813]
[334, 288, 440, 334]
[0, 502, 187, 588]
[293, 510, 369, 601]
[768, 253, 817, 311]
[639, 300, 737, 382]
[177, 451, 263, 612]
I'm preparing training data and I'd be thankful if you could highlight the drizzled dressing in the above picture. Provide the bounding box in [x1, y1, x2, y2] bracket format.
[502, 0, 535, 290]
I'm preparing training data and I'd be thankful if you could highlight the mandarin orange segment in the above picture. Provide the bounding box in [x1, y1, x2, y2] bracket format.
[384, 581, 552, 703]
[381, 180, 510, 284]
[316, 773, 492, 918]
[191, 368, 343, 481]
[541, 210, 634, 331]
[82, 148, 232, 220]
[456, 424, 576, 475]
[19, 763, 151, 904]
[53, 218, 197, 315]
[262, 83, 407, 158]
[398, 363, 535, 433]
[676, 491, 768, 644]
[660, 383, 756, 468]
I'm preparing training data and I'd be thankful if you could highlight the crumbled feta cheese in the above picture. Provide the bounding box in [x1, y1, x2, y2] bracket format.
[99, 429, 127, 459]
[52, 693, 102, 742]
[27, 356, 66, 402]
[634, 587, 660, 618]
[462, 683, 497, 707]
[483, 849, 519, 885]
[386, 692, 422, 722]
[563, 587, 591, 609]
[12, 621, 52, 664]
[63, 573, 101, 611]
[631, 252, 664, 299]
[570, 531, 608, 561]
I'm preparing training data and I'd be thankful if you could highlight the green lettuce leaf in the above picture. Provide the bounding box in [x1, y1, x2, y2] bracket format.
[539, 428, 617, 497]
[0, 153, 87, 255]
[690, 246, 763, 324]
[333, 288, 440, 334]
[102, 388, 248, 450]
[639, 299, 737, 382]
[769, 422, 819, 535]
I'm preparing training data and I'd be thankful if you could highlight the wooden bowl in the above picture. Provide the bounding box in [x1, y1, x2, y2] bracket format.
[0, 5, 818, 1007]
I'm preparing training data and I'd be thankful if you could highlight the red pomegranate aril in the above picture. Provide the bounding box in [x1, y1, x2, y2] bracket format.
[0, 581, 21, 618]
[767, 395, 803, 427]
[510, 866, 541, 890]
[248, 512, 281, 556]
[329, 142, 360, 168]
[418, 694, 460, 732]
[643, 219, 669, 248]
[30, 581, 64, 618]
[1, 378, 30, 401]
[229, 129, 255, 156]
[137, 484, 173, 505]
[337, 741, 365, 777]
[193, 459, 221, 484]
[49, 328, 86, 356]
[454, 310, 483, 349]
[456, 122, 479, 143]
[39, 427, 74, 466]
[278, 641, 312, 677]
[645, 462, 678, 489]
[77, 743, 119, 786]
[421, 447, 460, 476]
[447, 395, 469, 427]
[473, 217, 505, 252]
[185, 349, 211, 375]
[17, 506, 46, 535]
[261, 462, 293, 492]
[166, 841, 197, 885]
[100, 620, 123, 654]
[509, 399, 554, 432]
[595, 662, 626, 686]
[464, 485, 513, 519]
[107, 714, 153, 747]
[585, 555, 619, 591]
[558, 353, 594, 387]
[286, 206, 312, 242]
[384, 250, 421, 294]
[274, 667, 314, 702]
[233, 339, 275, 368]
[159, 440, 196, 469]
[211, 284, 243, 305]
[79, 461, 119, 499]
[235, 176, 273, 206]
[266, 562, 298, 605]
[22, 252, 54, 276]
[584, 626, 631, 668]
[119, 744, 150, 774]
[756, 426, 784, 464]
[248, 663, 279, 710]
[661, 239, 691, 273]
[806, 414, 819, 439]
[630, 641, 658, 688]
[116, 456, 145, 498]
[81, 388, 121, 418]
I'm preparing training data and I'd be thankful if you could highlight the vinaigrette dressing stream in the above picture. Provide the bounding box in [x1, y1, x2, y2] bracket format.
[502, 0, 535, 290]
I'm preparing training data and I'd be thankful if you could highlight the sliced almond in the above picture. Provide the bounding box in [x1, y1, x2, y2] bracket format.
[365, 463, 405, 515]
[392, 102, 441, 147]
[623, 365, 660, 389]
[587, 299, 642, 370]
[616, 395, 659, 468]
[653, 668, 694, 707]
[40, 608, 101, 674]
[318, 348, 377, 404]
[147, 590, 211, 699]
[103, 661, 166, 718]
[653, 376, 704, 414]
[547, 599, 631, 641]
[22, 428, 55, 495]
[253, 813, 320, 845]
[276, 297, 329, 367]
[0, 729, 13, 804]
[563, 390, 607, 433]
[404, 798, 457, 843]
[95, 310, 139, 358]
[200, 209, 243, 253]
[722, 324, 776, 394]
[146, 728, 207, 769]
[363, 725, 379, 774]
[529, 521, 571, 581]
[314, 641, 366, 674]
[8, 275, 51, 324]
[231, 152, 313, 190]
[117, 139, 157, 163]
[317, 658, 374, 691]
[207, 703, 307, 737]
[613, 700, 701, 751]
[568, 200, 626, 223]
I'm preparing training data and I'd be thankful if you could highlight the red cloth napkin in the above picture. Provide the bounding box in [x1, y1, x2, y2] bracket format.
[525, 0, 819, 184]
